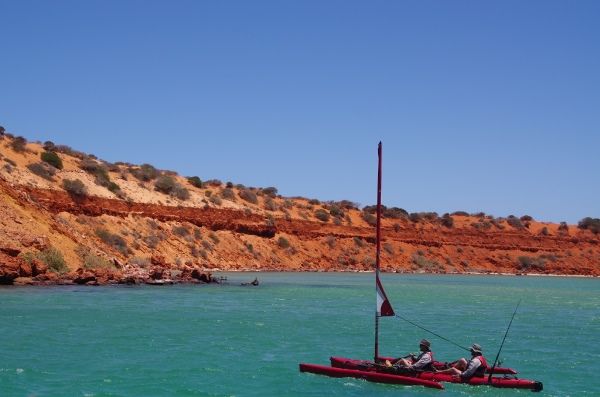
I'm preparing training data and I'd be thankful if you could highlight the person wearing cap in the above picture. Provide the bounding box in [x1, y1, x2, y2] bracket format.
[435, 343, 489, 379]
[385, 339, 434, 371]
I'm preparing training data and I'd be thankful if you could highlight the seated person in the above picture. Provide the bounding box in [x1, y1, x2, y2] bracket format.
[435, 343, 488, 379]
[386, 339, 434, 371]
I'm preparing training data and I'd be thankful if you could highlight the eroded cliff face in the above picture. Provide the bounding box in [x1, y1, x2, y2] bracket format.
[0, 135, 598, 285]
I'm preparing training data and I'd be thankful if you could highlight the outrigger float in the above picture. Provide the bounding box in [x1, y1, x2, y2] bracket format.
[299, 143, 543, 392]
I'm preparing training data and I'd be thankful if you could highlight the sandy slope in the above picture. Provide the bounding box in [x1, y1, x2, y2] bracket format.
[0, 134, 598, 284]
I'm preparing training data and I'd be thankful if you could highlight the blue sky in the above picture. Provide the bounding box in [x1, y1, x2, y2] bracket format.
[1, 1, 598, 223]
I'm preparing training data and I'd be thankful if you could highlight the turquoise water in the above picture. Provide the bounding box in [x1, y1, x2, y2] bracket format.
[1, 273, 599, 396]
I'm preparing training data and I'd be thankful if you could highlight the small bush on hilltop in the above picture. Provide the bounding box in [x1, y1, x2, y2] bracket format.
[315, 209, 330, 222]
[441, 213, 454, 228]
[131, 163, 160, 181]
[187, 176, 203, 188]
[362, 212, 377, 226]
[154, 175, 190, 200]
[10, 136, 28, 152]
[27, 162, 56, 181]
[221, 188, 235, 201]
[80, 158, 122, 194]
[384, 207, 408, 219]
[451, 211, 469, 216]
[558, 222, 569, 233]
[262, 187, 278, 198]
[41, 151, 63, 169]
[158, 177, 178, 195]
[239, 189, 258, 204]
[507, 215, 525, 229]
[63, 179, 87, 196]
[43, 141, 56, 151]
[578, 217, 600, 234]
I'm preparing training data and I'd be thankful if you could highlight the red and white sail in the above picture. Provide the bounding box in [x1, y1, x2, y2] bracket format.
[376, 275, 394, 316]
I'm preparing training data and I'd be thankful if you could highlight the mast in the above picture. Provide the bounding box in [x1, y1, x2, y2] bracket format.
[374, 142, 383, 361]
[374, 142, 395, 361]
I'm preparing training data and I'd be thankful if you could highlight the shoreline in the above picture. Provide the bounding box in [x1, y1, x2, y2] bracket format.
[3, 269, 596, 287]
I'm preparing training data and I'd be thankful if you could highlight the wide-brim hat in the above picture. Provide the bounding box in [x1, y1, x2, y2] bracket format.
[419, 339, 431, 348]
[470, 343, 482, 354]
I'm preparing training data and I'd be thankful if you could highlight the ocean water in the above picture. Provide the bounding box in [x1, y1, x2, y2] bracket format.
[1, 273, 599, 396]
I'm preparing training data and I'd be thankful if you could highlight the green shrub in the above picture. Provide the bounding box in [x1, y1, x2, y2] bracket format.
[63, 179, 87, 196]
[441, 214, 454, 228]
[328, 204, 344, 218]
[354, 237, 365, 248]
[517, 256, 546, 271]
[27, 162, 56, 180]
[96, 228, 128, 254]
[384, 207, 408, 219]
[451, 211, 469, 216]
[239, 189, 258, 204]
[411, 254, 443, 271]
[209, 195, 222, 205]
[131, 163, 159, 181]
[558, 222, 569, 232]
[278, 236, 290, 249]
[264, 197, 278, 211]
[173, 226, 190, 237]
[362, 212, 377, 226]
[40, 151, 63, 169]
[187, 176, 203, 188]
[10, 136, 27, 152]
[155, 175, 177, 193]
[76, 246, 114, 269]
[205, 179, 222, 187]
[173, 185, 190, 200]
[41, 141, 55, 151]
[315, 209, 330, 222]
[578, 217, 600, 234]
[262, 187, 278, 198]
[507, 216, 524, 229]
[208, 232, 220, 244]
[40, 247, 69, 273]
[221, 188, 236, 200]
[520, 215, 534, 222]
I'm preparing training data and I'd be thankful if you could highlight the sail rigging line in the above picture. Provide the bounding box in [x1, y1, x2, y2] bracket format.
[488, 299, 521, 383]
[394, 313, 470, 352]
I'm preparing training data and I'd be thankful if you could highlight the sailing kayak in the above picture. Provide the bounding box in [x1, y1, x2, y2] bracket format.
[377, 356, 517, 375]
[299, 363, 444, 389]
[330, 357, 543, 392]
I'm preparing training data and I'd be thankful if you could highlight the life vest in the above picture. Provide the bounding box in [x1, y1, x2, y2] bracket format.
[472, 355, 488, 377]
[412, 351, 434, 371]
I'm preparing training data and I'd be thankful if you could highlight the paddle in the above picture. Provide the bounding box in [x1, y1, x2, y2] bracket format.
[488, 300, 521, 383]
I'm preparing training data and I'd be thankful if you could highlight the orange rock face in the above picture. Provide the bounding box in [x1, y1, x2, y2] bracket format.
[1, 137, 599, 284]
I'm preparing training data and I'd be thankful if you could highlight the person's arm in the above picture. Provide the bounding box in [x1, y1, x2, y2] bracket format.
[410, 352, 432, 370]
[460, 357, 481, 379]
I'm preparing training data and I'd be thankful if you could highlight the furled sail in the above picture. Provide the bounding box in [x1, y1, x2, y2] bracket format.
[376, 275, 394, 316]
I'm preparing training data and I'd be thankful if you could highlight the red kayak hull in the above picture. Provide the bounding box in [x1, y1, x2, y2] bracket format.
[299, 363, 444, 389]
[330, 357, 543, 392]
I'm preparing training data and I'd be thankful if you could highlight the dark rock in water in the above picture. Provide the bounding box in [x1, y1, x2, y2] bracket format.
[241, 277, 259, 286]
